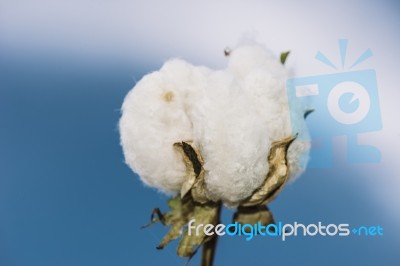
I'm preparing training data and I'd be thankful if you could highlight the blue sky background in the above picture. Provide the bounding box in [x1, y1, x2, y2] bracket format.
[1, 1, 399, 265]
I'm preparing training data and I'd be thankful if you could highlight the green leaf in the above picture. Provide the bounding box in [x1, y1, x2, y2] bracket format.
[280, 51, 290, 65]
[304, 109, 314, 119]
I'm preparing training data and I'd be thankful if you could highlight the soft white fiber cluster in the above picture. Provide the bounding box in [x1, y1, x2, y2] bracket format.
[190, 71, 271, 206]
[119, 59, 209, 194]
[120, 43, 310, 206]
[227, 45, 310, 181]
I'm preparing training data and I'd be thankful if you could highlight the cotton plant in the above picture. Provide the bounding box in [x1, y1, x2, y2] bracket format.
[119, 43, 311, 265]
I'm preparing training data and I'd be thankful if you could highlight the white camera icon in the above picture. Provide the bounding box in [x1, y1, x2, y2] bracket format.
[286, 69, 382, 167]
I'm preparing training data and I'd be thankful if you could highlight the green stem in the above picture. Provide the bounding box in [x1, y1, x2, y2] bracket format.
[201, 203, 221, 266]
[201, 234, 218, 266]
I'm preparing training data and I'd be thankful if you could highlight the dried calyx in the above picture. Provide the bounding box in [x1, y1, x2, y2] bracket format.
[145, 131, 298, 261]
[176, 134, 297, 207]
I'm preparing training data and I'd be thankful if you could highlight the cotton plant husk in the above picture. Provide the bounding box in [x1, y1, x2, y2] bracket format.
[145, 132, 297, 260]
[150, 195, 219, 258]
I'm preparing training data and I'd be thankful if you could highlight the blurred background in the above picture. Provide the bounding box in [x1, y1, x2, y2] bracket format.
[1, 0, 399, 265]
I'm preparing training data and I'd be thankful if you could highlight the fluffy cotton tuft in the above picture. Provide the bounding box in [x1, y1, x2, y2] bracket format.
[190, 71, 271, 206]
[119, 59, 210, 194]
[120, 43, 310, 205]
[228, 44, 310, 180]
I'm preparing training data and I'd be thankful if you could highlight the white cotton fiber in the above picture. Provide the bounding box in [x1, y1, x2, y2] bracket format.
[119, 42, 310, 205]
[119, 59, 210, 194]
[190, 71, 271, 206]
[228, 44, 310, 180]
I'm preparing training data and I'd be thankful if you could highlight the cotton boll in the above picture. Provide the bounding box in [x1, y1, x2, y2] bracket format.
[120, 43, 311, 203]
[191, 71, 271, 206]
[119, 59, 209, 194]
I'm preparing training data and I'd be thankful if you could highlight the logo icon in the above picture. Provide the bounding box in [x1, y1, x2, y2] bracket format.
[287, 39, 382, 167]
